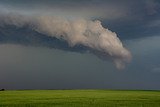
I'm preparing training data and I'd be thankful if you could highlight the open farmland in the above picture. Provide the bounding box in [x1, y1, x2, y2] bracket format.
[0, 90, 160, 107]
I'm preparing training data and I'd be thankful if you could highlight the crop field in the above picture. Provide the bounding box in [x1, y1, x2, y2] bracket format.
[0, 90, 160, 107]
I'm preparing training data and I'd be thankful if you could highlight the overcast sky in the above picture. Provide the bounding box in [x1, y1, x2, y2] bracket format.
[0, 0, 160, 90]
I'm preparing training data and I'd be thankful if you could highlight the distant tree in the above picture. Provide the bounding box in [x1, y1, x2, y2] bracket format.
[0, 89, 5, 91]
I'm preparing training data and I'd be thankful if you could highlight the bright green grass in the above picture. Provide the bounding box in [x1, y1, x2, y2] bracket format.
[0, 90, 160, 107]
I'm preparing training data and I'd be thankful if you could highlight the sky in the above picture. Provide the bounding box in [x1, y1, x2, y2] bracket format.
[0, 0, 160, 90]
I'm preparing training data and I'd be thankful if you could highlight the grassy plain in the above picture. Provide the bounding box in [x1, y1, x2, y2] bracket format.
[0, 90, 160, 107]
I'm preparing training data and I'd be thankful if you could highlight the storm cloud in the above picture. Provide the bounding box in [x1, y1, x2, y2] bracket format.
[0, 13, 131, 69]
[0, 0, 160, 90]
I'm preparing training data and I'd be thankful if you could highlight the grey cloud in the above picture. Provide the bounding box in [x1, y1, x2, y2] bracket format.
[144, 0, 160, 15]
[0, 0, 143, 20]
[151, 67, 160, 73]
[147, 19, 160, 27]
[0, 0, 159, 20]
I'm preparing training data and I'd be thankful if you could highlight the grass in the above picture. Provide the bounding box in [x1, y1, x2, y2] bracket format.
[0, 90, 160, 107]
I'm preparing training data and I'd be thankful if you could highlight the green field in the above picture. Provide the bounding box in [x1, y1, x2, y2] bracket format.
[0, 90, 160, 107]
